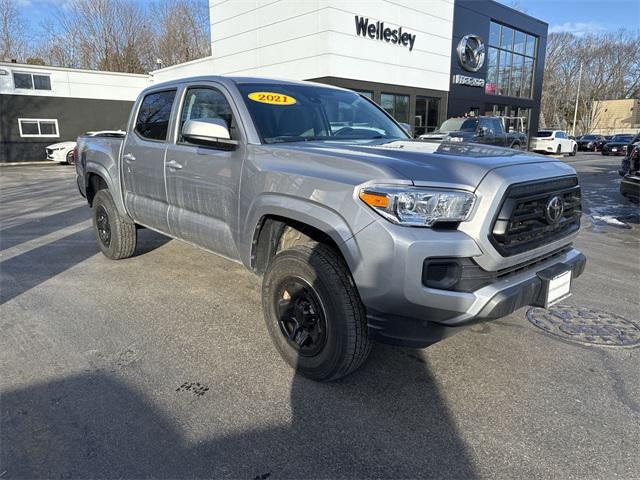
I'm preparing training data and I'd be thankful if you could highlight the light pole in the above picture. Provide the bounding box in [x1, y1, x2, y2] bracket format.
[572, 62, 583, 137]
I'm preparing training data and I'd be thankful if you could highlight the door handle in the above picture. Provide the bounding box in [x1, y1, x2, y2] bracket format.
[166, 160, 183, 170]
[123, 153, 136, 162]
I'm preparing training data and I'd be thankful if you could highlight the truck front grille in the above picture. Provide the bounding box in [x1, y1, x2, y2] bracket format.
[490, 176, 581, 256]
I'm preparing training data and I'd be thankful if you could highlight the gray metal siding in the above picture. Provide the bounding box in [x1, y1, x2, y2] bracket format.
[0, 94, 133, 162]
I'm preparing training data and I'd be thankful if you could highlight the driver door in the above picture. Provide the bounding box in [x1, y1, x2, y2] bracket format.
[164, 83, 246, 260]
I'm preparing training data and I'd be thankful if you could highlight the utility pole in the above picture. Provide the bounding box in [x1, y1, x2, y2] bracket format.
[572, 62, 583, 137]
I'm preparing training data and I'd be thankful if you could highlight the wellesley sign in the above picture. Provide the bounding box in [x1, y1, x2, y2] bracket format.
[354, 16, 417, 51]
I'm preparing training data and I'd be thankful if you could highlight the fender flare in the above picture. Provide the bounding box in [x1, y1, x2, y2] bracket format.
[85, 162, 130, 219]
[241, 193, 363, 272]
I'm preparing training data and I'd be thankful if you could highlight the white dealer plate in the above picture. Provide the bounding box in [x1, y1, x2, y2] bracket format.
[547, 270, 572, 306]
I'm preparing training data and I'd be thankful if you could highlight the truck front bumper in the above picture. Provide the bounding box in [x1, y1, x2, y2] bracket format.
[347, 220, 586, 347]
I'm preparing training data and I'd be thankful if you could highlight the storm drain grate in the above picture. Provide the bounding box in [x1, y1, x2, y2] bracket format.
[526, 305, 640, 347]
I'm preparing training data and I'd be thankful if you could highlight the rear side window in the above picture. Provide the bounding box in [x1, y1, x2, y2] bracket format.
[135, 90, 176, 141]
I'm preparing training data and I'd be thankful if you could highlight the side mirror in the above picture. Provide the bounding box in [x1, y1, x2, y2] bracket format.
[477, 126, 489, 137]
[182, 118, 238, 149]
[399, 122, 412, 136]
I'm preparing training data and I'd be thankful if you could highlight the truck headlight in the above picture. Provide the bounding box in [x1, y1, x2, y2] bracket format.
[359, 186, 476, 226]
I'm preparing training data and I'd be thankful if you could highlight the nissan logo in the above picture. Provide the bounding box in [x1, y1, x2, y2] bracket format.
[545, 196, 564, 224]
[457, 34, 485, 72]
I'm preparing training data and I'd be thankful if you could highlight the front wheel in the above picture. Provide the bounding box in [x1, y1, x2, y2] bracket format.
[92, 189, 137, 260]
[262, 244, 372, 382]
[556, 144, 562, 155]
[570, 144, 577, 156]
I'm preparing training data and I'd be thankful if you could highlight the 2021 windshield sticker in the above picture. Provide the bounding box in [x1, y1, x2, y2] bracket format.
[248, 92, 297, 105]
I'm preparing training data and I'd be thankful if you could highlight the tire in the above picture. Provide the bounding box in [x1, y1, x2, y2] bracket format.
[602, 151, 609, 156]
[65, 150, 74, 165]
[510, 142, 520, 150]
[92, 189, 137, 260]
[262, 243, 372, 382]
[556, 144, 562, 155]
[570, 144, 577, 156]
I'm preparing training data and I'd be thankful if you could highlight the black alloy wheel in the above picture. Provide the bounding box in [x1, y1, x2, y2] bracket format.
[275, 277, 328, 357]
[95, 205, 111, 248]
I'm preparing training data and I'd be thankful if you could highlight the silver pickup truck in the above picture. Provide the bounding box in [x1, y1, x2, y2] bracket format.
[76, 76, 586, 381]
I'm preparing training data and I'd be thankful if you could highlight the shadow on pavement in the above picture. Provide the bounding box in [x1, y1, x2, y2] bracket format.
[0, 345, 475, 479]
[1, 223, 171, 305]
[0, 206, 89, 251]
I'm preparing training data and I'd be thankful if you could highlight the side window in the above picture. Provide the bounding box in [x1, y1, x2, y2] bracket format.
[135, 90, 177, 141]
[178, 87, 236, 143]
[480, 118, 494, 134]
[556, 131, 566, 139]
[491, 118, 503, 133]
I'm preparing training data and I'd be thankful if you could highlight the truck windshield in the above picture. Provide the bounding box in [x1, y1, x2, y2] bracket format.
[237, 83, 409, 144]
[437, 118, 478, 133]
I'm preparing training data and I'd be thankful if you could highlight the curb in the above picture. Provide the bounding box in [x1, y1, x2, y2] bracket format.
[0, 161, 66, 167]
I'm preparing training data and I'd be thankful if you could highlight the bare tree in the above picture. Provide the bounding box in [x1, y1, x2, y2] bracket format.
[0, 0, 28, 62]
[38, 0, 156, 73]
[150, 0, 210, 68]
[540, 30, 640, 134]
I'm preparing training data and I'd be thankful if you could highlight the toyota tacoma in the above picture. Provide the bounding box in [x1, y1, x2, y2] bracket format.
[75, 76, 586, 381]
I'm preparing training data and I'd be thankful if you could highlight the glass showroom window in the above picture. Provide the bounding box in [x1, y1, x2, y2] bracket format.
[12, 72, 52, 90]
[18, 119, 59, 137]
[486, 22, 537, 98]
[381, 93, 410, 124]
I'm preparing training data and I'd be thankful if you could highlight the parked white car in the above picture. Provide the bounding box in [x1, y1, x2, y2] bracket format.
[531, 130, 577, 156]
[45, 141, 76, 164]
[46, 130, 125, 164]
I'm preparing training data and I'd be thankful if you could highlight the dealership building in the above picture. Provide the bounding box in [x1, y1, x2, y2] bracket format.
[0, 0, 547, 162]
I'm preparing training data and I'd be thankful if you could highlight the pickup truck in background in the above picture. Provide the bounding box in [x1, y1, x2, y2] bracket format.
[419, 116, 527, 149]
[76, 76, 586, 381]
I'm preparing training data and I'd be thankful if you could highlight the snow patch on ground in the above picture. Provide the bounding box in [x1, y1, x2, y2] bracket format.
[590, 215, 631, 228]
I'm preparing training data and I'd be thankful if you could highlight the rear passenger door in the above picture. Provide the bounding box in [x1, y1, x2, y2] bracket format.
[555, 131, 568, 153]
[122, 89, 177, 232]
[164, 83, 246, 260]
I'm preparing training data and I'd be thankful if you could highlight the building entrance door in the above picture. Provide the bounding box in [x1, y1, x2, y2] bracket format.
[414, 96, 440, 136]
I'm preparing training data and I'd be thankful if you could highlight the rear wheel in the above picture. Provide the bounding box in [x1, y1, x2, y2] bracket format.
[262, 244, 372, 382]
[92, 189, 137, 260]
[556, 144, 562, 155]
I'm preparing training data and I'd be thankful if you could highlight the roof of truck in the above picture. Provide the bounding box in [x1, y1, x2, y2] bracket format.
[146, 75, 349, 93]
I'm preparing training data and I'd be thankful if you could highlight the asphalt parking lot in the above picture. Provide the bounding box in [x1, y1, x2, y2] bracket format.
[1, 152, 638, 479]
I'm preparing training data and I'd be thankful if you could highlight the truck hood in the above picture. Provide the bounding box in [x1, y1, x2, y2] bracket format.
[269, 140, 558, 190]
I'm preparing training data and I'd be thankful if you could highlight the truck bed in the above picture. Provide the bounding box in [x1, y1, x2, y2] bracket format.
[75, 134, 125, 207]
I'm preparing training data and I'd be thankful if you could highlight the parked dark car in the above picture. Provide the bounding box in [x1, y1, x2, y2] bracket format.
[602, 134, 635, 155]
[596, 135, 613, 150]
[619, 134, 640, 202]
[577, 134, 605, 151]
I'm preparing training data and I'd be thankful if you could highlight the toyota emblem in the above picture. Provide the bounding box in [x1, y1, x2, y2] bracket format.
[545, 195, 564, 224]
[457, 34, 485, 72]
